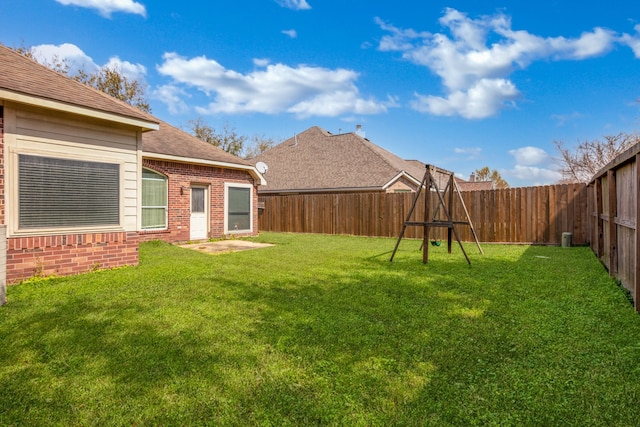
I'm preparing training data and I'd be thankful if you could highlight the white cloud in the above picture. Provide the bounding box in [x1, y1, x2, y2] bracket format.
[275, 0, 310, 10]
[152, 84, 189, 115]
[505, 146, 561, 185]
[509, 146, 549, 166]
[55, 0, 146, 17]
[30, 42, 99, 73]
[551, 111, 584, 127]
[412, 78, 519, 119]
[282, 29, 298, 39]
[105, 56, 147, 80]
[30, 43, 147, 83]
[375, 17, 431, 51]
[253, 58, 271, 67]
[620, 24, 640, 58]
[377, 8, 619, 119]
[508, 165, 562, 185]
[157, 52, 391, 117]
[454, 147, 482, 159]
[546, 27, 616, 60]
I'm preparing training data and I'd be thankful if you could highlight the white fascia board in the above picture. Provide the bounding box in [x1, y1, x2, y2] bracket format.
[143, 152, 267, 185]
[0, 89, 159, 131]
[382, 171, 422, 190]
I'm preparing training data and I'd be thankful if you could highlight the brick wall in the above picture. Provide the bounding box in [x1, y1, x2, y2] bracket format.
[139, 159, 259, 243]
[6, 231, 139, 283]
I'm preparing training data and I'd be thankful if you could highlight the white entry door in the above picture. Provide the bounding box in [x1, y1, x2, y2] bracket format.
[190, 186, 208, 240]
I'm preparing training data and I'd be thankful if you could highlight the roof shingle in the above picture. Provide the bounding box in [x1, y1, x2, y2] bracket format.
[0, 43, 156, 125]
[253, 126, 428, 193]
[142, 121, 252, 166]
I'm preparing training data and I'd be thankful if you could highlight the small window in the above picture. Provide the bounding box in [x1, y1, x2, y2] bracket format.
[191, 187, 205, 213]
[18, 154, 119, 229]
[141, 168, 168, 230]
[225, 184, 252, 233]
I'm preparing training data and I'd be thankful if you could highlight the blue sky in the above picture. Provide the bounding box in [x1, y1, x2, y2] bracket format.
[3, 0, 640, 187]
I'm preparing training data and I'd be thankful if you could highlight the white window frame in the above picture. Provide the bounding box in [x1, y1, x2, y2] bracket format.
[141, 168, 168, 230]
[9, 149, 125, 236]
[224, 182, 253, 234]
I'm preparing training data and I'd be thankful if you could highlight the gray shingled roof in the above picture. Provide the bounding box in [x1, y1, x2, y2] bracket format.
[253, 126, 428, 193]
[457, 180, 495, 191]
[0, 43, 156, 125]
[142, 121, 252, 167]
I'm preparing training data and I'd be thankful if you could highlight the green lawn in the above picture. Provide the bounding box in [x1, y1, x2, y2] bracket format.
[2, 232, 640, 426]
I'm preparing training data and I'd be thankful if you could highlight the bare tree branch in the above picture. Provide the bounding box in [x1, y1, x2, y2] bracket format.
[554, 133, 639, 182]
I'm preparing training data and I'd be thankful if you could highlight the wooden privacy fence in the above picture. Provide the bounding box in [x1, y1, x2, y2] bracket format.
[588, 144, 640, 310]
[259, 183, 588, 245]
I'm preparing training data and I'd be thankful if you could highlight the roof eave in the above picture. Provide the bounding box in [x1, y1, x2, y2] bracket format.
[143, 152, 266, 185]
[0, 88, 159, 131]
[258, 185, 384, 194]
[382, 171, 422, 190]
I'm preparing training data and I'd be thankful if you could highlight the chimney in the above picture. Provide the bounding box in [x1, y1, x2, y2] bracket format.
[355, 124, 365, 138]
[470, 172, 476, 182]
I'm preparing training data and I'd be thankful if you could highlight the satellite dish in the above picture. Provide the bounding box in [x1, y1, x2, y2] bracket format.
[256, 161, 269, 174]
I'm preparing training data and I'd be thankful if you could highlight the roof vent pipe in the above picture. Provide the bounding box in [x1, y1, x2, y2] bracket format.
[355, 124, 365, 138]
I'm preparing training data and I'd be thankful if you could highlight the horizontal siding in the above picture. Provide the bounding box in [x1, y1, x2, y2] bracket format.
[15, 109, 138, 152]
[7, 107, 140, 233]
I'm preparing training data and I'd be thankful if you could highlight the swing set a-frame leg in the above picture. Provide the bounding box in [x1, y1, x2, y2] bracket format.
[390, 164, 482, 265]
[390, 165, 430, 262]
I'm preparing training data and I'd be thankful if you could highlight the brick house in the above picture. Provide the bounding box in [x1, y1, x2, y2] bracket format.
[252, 125, 462, 195]
[253, 125, 484, 195]
[139, 121, 265, 244]
[0, 44, 264, 284]
[0, 44, 159, 283]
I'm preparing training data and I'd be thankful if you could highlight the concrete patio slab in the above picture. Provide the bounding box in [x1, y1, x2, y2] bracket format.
[179, 240, 274, 254]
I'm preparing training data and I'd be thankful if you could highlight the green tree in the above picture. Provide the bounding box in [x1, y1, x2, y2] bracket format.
[14, 45, 151, 113]
[76, 66, 151, 113]
[554, 132, 639, 183]
[244, 134, 276, 159]
[13, 45, 70, 74]
[187, 118, 246, 157]
[187, 117, 276, 158]
[473, 166, 509, 189]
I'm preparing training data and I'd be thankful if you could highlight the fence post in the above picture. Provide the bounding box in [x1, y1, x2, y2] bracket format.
[635, 155, 640, 311]
[608, 170, 618, 276]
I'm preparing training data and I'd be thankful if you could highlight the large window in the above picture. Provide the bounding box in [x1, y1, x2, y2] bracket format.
[141, 168, 168, 230]
[225, 183, 252, 233]
[18, 154, 120, 229]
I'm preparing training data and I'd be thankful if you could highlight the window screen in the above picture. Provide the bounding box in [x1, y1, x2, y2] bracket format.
[141, 169, 168, 229]
[227, 186, 251, 231]
[18, 154, 120, 229]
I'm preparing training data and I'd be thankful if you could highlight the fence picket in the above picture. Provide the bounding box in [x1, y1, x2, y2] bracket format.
[259, 184, 589, 245]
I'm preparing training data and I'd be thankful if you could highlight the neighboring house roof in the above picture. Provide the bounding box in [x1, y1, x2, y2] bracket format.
[253, 126, 429, 193]
[0, 43, 158, 130]
[457, 180, 495, 191]
[142, 121, 266, 185]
